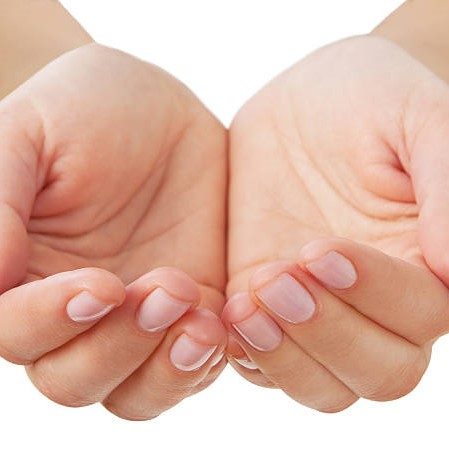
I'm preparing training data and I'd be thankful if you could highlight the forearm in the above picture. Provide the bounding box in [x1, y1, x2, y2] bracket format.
[373, 0, 449, 83]
[0, 0, 92, 99]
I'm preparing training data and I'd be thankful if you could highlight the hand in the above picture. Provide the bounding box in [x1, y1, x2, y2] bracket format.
[225, 36, 449, 412]
[0, 43, 227, 420]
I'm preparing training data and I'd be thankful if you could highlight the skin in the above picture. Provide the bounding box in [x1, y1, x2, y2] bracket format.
[373, 0, 449, 85]
[0, 0, 91, 98]
[0, 43, 228, 420]
[225, 35, 449, 412]
[3, 0, 449, 418]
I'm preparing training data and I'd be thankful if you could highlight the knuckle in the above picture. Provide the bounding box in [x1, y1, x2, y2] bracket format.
[26, 363, 95, 408]
[363, 350, 428, 401]
[76, 267, 121, 290]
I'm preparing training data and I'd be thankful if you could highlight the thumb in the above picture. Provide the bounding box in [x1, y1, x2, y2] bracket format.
[0, 96, 41, 291]
[409, 87, 449, 285]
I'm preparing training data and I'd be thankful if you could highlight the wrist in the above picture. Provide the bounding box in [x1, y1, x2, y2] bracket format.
[0, 1, 92, 99]
[372, 0, 449, 83]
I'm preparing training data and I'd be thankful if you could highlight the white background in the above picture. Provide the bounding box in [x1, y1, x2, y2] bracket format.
[1, 1, 448, 448]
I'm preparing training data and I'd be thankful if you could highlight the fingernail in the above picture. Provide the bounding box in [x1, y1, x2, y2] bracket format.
[256, 273, 315, 323]
[67, 291, 114, 323]
[234, 357, 258, 370]
[233, 309, 283, 352]
[138, 288, 191, 332]
[210, 351, 225, 367]
[170, 333, 217, 371]
[306, 251, 357, 289]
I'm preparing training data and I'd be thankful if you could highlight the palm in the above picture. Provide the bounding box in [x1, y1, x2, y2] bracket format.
[229, 36, 447, 291]
[1, 44, 226, 309]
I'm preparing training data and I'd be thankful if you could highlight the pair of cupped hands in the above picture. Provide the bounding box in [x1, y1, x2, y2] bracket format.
[2, 34, 449, 420]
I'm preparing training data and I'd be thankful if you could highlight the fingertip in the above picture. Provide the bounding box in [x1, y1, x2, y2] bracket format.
[53, 267, 126, 307]
[296, 238, 363, 291]
[168, 308, 227, 373]
[222, 291, 283, 353]
[177, 308, 227, 347]
[129, 267, 202, 333]
[169, 334, 218, 373]
[250, 261, 296, 291]
[128, 267, 200, 305]
[226, 334, 259, 371]
[152, 267, 201, 303]
[298, 237, 349, 262]
[0, 268, 125, 364]
[222, 292, 257, 325]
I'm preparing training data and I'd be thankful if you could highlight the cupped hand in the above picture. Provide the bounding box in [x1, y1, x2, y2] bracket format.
[225, 36, 449, 411]
[0, 43, 227, 420]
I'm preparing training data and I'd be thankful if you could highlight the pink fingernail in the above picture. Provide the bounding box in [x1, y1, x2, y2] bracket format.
[170, 333, 217, 371]
[257, 273, 315, 324]
[234, 358, 258, 370]
[138, 288, 191, 332]
[306, 251, 357, 289]
[67, 291, 114, 323]
[223, 293, 283, 352]
[233, 310, 283, 352]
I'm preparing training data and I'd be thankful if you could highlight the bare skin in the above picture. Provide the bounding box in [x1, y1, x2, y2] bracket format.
[0, 44, 227, 420]
[3, 0, 449, 418]
[225, 35, 449, 411]
[0, 0, 91, 98]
